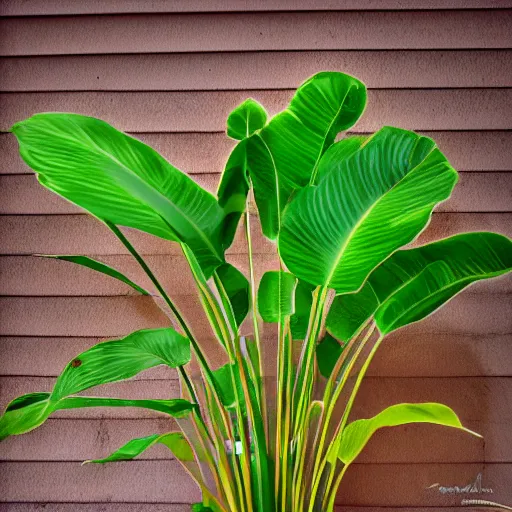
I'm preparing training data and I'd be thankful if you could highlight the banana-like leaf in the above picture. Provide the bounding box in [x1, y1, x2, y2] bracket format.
[11, 113, 225, 277]
[246, 71, 367, 239]
[36, 254, 150, 295]
[279, 127, 458, 293]
[85, 432, 194, 464]
[315, 334, 344, 378]
[227, 98, 268, 141]
[257, 271, 296, 323]
[218, 99, 267, 248]
[217, 141, 251, 250]
[215, 263, 250, 327]
[0, 328, 193, 440]
[0, 392, 195, 441]
[327, 232, 512, 339]
[52, 328, 190, 399]
[338, 403, 480, 466]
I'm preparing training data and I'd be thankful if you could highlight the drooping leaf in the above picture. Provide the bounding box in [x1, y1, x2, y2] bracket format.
[279, 126, 458, 293]
[257, 271, 296, 323]
[11, 113, 225, 277]
[290, 280, 314, 340]
[227, 98, 268, 141]
[0, 393, 195, 441]
[214, 263, 250, 327]
[52, 328, 191, 400]
[217, 98, 268, 248]
[217, 140, 250, 250]
[85, 432, 194, 464]
[315, 334, 345, 378]
[0, 328, 194, 440]
[327, 232, 512, 338]
[36, 254, 150, 295]
[338, 403, 480, 466]
[246, 71, 367, 239]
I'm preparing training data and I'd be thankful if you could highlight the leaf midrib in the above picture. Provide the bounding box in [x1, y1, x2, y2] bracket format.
[30, 117, 223, 264]
[323, 142, 447, 290]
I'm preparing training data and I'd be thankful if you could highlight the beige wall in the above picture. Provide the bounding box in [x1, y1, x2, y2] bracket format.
[0, 1, 511, 510]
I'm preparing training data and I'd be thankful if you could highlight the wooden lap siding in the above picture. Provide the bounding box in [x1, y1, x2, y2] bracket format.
[0, 2, 511, 509]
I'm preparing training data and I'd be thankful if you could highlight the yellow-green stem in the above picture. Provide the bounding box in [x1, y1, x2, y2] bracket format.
[308, 323, 376, 511]
[322, 334, 385, 510]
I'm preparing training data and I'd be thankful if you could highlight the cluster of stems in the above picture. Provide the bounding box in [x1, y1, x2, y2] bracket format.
[107, 213, 384, 512]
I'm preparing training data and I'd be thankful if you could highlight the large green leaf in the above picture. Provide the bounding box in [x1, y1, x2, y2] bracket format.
[279, 127, 458, 293]
[12, 113, 225, 277]
[257, 271, 296, 323]
[226, 98, 268, 141]
[327, 232, 512, 339]
[0, 392, 194, 441]
[52, 328, 190, 399]
[36, 254, 150, 295]
[338, 403, 480, 466]
[85, 432, 194, 464]
[245, 71, 367, 239]
[214, 263, 250, 327]
[0, 328, 193, 440]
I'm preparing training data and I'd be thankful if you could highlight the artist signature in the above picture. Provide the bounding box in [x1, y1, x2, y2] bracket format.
[427, 473, 493, 495]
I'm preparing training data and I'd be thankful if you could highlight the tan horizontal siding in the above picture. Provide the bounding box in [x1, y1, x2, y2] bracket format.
[2, 333, 512, 378]
[2, 0, 511, 16]
[3, 89, 511, 133]
[1, 11, 512, 57]
[1, 213, 509, 256]
[1, 293, 509, 338]
[2, 50, 512, 91]
[2, 172, 510, 215]
[1, 461, 510, 506]
[3, 130, 512, 175]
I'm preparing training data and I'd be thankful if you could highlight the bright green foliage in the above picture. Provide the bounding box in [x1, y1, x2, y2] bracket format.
[226, 98, 268, 140]
[279, 127, 458, 293]
[338, 403, 480, 466]
[85, 432, 194, 464]
[0, 328, 193, 440]
[3, 71, 511, 512]
[12, 114, 225, 277]
[0, 392, 194, 441]
[241, 72, 366, 239]
[290, 280, 314, 340]
[257, 271, 296, 322]
[328, 232, 512, 338]
[36, 255, 150, 295]
[215, 263, 250, 327]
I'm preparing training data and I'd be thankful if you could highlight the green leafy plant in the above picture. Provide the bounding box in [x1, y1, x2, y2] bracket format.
[1, 71, 511, 511]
